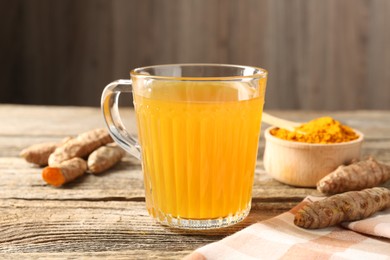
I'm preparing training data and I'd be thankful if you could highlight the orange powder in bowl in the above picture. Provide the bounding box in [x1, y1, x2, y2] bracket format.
[270, 117, 359, 144]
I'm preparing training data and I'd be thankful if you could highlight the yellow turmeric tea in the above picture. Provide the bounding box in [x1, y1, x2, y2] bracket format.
[133, 81, 265, 221]
[271, 117, 359, 144]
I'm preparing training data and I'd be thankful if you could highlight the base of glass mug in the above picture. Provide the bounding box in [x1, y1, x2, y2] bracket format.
[148, 204, 251, 230]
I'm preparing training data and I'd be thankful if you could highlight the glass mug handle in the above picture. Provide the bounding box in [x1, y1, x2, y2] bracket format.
[101, 79, 141, 160]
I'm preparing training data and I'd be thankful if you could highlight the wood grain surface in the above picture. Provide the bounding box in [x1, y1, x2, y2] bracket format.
[0, 105, 390, 259]
[1, 0, 390, 110]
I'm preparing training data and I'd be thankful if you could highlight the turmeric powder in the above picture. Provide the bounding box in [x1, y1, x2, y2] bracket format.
[294, 187, 390, 229]
[271, 117, 359, 144]
[317, 157, 390, 195]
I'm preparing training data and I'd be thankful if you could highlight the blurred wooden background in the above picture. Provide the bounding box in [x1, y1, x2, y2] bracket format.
[1, 0, 390, 110]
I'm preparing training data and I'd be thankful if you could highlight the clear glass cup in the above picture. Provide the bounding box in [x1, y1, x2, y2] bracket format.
[101, 64, 267, 229]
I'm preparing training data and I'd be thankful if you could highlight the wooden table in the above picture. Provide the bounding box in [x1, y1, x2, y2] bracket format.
[1, 105, 389, 259]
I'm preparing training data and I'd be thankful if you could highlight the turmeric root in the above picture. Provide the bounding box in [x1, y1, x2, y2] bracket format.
[294, 187, 390, 229]
[87, 144, 125, 174]
[20, 137, 72, 166]
[48, 128, 113, 166]
[317, 157, 390, 195]
[42, 157, 87, 187]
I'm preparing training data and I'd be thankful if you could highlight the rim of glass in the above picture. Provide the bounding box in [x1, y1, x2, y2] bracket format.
[130, 63, 268, 81]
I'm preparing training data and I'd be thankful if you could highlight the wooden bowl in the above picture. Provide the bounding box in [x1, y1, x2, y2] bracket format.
[263, 127, 364, 187]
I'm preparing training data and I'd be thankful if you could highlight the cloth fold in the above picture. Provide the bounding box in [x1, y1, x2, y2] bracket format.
[186, 196, 390, 260]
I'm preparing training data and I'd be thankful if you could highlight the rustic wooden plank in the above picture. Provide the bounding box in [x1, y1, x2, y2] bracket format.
[111, 0, 153, 77]
[0, 0, 23, 104]
[0, 252, 191, 260]
[20, 0, 114, 106]
[0, 199, 293, 258]
[366, 0, 390, 109]
[0, 157, 143, 200]
[2, 1, 390, 109]
[0, 105, 137, 136]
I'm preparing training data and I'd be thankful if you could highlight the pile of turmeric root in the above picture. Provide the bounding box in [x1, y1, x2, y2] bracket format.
[20, 128, 125, 187]
[294, 157, 390, 229]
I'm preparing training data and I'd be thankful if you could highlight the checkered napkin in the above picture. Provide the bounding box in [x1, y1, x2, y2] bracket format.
[185, 196, 390, 260]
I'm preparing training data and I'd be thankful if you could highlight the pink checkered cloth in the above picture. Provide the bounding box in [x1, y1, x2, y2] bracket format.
[185, 196, 390, 260]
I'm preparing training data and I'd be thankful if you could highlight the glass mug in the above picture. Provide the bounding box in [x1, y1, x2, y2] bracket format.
[101, 64, 267, 229]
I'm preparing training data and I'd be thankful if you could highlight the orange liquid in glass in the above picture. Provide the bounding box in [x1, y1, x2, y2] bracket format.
[134, 81, 264, 220]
